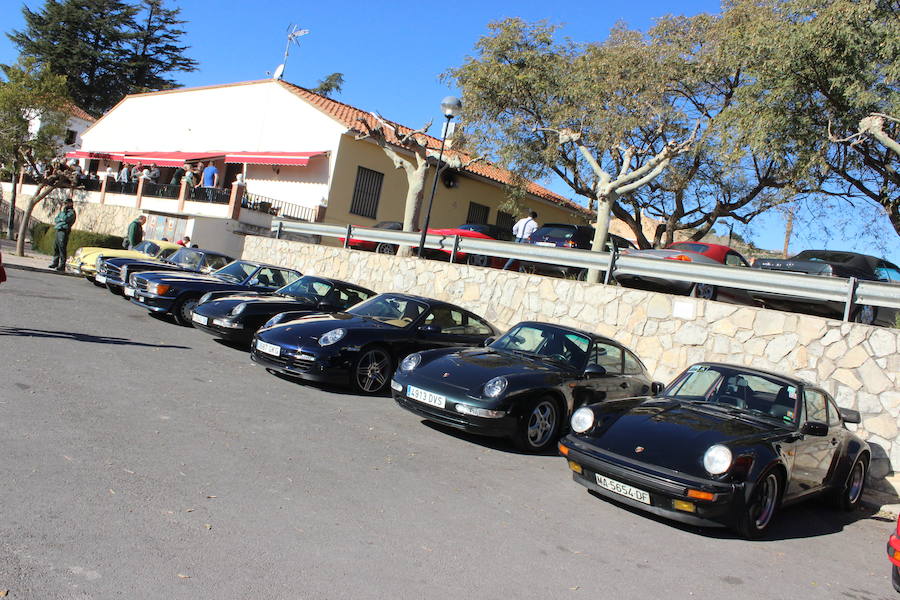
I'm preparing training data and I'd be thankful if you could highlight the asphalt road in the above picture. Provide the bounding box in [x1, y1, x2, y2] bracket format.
[0, 268, 895, 600]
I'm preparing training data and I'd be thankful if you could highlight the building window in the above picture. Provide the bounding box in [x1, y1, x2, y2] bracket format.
[466, 201, 489, 225]
[64, 129, 77, 145]
[496, 210, 514, 231]
[349, 166, 383, 219]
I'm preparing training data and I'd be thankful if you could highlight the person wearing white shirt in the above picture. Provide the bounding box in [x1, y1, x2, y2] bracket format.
[503, 211, 538, 270]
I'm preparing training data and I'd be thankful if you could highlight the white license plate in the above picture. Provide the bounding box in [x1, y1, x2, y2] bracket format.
[407, 385, 446, 409]
[124, 287, 136, 297]
[535, 241, 557, 247]
[192, 313, 208, 325]
[95, 274, 107, 284]
[256, 340, 281, 356]
[595, 474, 651, 505]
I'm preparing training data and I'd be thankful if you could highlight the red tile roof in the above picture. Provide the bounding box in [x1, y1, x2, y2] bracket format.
[276, 80, 592, 216]
[66, 103, 95, 122]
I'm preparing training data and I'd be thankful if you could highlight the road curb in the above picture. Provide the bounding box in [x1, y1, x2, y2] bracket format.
[4, 262, 80, 277]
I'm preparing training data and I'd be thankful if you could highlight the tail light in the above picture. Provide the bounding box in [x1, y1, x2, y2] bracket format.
[665, 254, 693, 262]
[565, 240, 577, 248]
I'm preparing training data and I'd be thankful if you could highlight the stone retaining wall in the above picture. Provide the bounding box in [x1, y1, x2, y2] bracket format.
[243, 235, 900, 493]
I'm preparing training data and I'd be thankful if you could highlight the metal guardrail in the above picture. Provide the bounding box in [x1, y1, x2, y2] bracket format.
[271, 220, 900, 318]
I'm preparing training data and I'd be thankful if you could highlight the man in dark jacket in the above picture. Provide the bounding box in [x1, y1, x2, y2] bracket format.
[48, 199, 76, 271]
[126, 215, 146, 249]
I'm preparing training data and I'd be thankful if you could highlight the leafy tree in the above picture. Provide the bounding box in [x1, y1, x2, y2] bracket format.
[0, 58, 72, 254]
[313, 72, 344, 97]
[128, 0, 198, 93]
[7, 0, 197, 116]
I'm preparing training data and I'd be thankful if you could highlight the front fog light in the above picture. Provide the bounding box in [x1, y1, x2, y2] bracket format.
[483, 376, 507, 398]
[390, 380, 403, 392]
[703, 444, 732, 475]
[454, 404, 506, 418]
[571, 407, 594, 433]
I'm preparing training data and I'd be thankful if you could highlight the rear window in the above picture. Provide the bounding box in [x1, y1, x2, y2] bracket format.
[532, 225, 577, 240]
[670, 242, 708, 253]
[794, 250, 855, 263]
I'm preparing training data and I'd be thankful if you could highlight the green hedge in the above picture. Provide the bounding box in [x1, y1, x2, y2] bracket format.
[32, 223, 124, 255]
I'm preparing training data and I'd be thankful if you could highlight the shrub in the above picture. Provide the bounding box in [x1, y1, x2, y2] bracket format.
[32, 225, 124, 256]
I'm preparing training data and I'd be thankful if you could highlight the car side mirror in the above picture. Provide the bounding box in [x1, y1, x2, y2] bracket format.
[800, 421, 828, 436]
[418, 324, 441, 335]
[483, 336, 495, 347]
[839, 408, 861, 424]
[584, 364, 607, 378]
[317, 301, 336, 311]
[651, 382, 665, 395]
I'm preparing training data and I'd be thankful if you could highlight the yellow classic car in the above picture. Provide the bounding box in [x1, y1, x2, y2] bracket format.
[66, 239, 181, 280]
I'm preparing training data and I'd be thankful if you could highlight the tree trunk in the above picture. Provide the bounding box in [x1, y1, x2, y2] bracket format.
[782, 207, 794, 258]
[397, 165, 427, 257]
[586, 190, 617, 283]
[15, 185, 56, 256]
[7, 161, 18, 239]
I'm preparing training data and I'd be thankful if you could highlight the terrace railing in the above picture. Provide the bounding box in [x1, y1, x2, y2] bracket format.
[242, 192, 319, 222]
[141, 181, 181, 199]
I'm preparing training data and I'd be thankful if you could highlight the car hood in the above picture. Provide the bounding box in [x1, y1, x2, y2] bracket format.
[414, 347, 566, 383]
[258, 312, 399, 342]
[140, 271, 224, 284]
[202, 294, 315, 315]
[580, 398, 784, 476]
[76, 247, 151, 262]
[107, 257, 166, 267]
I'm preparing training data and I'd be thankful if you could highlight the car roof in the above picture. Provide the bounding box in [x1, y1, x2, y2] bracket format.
[791, 249, 888, 271]
[230, 259, 300, 273]
[378, 292, 474, 313]
[667, 241, 733, 262]
[302, 275, 375, 294]
[513, 320, 621, 345]
[691, 362, 805, 387]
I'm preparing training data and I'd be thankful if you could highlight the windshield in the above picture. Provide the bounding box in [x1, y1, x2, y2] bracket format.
[490, 323, 590, 369]
[168, 248, 203, 269]
[213, 261, 257, 283]
[663, 364, 799, 425]
[277, 276, 333, 299]
[348, 295, 427, 328]
[133, 240, 156, 254]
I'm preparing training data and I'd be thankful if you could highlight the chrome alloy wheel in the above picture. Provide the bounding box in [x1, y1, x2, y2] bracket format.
[526, 400, 558, 449]
[751, 473, 779, 531]
[848, 459, 866, 504]
[355, 348, 391, 393]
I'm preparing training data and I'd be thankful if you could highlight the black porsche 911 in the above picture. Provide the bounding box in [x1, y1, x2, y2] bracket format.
[250, 293, 498, 394]
[190, 275, 377, 344]
[559, 362, 870, 538]
[391, 321, 657, 452]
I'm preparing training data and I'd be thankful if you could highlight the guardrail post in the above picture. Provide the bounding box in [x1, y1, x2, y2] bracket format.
[842, 276, 858, 322]
[275, 221, 283, 239]
[343, 224, 352, 249]
[450, 235, 461, 263]
[604, 249, 618, 286]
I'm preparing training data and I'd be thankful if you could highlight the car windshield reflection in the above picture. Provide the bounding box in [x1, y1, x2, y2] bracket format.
[663, 364, 798, 426]
[276, 276, 333, 300]
[348, 295, 427, 328]
[214, 261, 257, 283]
[490, 323, 590, 369]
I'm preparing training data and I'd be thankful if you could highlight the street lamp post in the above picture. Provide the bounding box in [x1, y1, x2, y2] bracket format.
[416, 96, 462, 259]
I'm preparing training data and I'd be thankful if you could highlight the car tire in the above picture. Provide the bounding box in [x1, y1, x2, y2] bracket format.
[351, 346, 393, 395]
[852, 305, 876, 325]
[513, 396, 561, 453]
[893, 564, 900, 593]
[90, 277, 105, 287]
[375, 243, 397, 255]
[107, 284, 124, 296]
[467, 254, 490, 267]
[735, 469, 782, 539]
[692, 282, 717, 301]
[173, 295, 200, 327]
[829, 454, 867, 511]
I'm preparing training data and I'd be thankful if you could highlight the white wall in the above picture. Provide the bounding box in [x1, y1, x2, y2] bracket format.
[244, 159, 329, 209]
[188, 217, 246, 258]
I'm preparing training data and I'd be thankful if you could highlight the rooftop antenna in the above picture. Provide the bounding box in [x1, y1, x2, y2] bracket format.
[272, 24, 309, 80]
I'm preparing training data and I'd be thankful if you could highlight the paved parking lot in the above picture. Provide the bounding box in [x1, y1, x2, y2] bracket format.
[0, 268, 895, 599]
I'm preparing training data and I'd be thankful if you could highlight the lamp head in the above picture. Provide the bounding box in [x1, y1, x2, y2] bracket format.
[441, 96, 462, 118]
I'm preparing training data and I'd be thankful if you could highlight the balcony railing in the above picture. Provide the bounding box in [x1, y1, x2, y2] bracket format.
[105, 180, 138, 195]
[241, 192, 319, 222]
[142, 181, 181, 199]
[186, 186, 231, 204]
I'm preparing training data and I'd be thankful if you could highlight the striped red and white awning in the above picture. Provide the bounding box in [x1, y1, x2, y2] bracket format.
[224, 151, 327, 166]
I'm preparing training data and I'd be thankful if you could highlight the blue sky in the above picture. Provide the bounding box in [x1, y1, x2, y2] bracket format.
[2, 0, 898, 262]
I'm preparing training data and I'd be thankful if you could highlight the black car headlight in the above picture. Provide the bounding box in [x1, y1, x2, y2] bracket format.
[318, 328, 347, 346]
[483, 376, 508, 398]
[571, 407, 594, 433]
[199, 292, 214, 304]
[399, 353, 421, 372]
[231, 303, 247, 316]
[263, 313, 289, 328]
[703, 444, 733, 475]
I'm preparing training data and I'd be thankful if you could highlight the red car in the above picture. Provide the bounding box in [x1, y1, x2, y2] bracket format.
[422, 226, 507, 267]
[888, 515, 900, 591]
[0, 250, 6, 284]
[340, 221, 403, 254]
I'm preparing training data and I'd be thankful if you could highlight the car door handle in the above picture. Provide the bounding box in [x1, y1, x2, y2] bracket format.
[619, 382, 628, 389]
[830, 438, 838, 446]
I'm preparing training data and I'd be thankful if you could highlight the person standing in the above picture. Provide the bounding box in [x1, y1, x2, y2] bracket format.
[170, 163, 187, 186]
[126, 215, 146, 249]
[118, 163, 130, 183]
[48, 199, 76, 271]
[183, 165, 196, 189]
[201, 161, 219, 202]
[148, 163, 161, 183]
[502, 211, 539, 270]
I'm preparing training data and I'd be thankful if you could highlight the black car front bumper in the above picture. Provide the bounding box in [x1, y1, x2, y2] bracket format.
[391, 380, 517, 438]
[560, 436, 740, 528]
[190, 305, 252, 342]
[249, 340, 351, 385]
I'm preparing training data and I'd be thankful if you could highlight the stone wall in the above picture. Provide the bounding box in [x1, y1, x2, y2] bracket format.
[243, 235, 900, 493]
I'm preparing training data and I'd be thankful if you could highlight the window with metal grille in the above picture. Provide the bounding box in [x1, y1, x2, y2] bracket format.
[466, 202, 489, 225]
[496, 210, 514, 231]
[349, 167, 384, 219]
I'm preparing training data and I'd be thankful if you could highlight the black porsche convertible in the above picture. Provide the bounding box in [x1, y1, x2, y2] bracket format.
[250, 293, 498, 394]
[558, 362, 870, 538]
[191, 275, 376, 343]
[391, 321, 657, 452]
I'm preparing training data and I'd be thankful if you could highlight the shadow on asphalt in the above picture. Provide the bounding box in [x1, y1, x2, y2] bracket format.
[419, 420, 560, 457]
[585, 489, 887, 541]
[0, 326, 190, 349]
